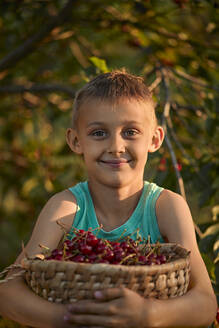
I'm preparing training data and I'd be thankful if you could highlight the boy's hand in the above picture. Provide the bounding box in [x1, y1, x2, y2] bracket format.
[64, 287, 152, 328]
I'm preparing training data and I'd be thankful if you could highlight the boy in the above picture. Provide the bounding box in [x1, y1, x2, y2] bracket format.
[0, 70, 217, 327]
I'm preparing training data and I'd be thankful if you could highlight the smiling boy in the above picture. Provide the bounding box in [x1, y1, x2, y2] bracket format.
[0, 70, 217, 327]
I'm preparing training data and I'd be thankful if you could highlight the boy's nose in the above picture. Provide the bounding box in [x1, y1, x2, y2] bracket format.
[107, 134, 125, 153]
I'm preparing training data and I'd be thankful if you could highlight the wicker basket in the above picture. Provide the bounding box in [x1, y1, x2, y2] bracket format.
[21, 243, 190, 304]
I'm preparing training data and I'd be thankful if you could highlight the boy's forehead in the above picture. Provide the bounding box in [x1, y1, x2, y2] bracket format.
[75, 97, 156, 131]
[81, 96, 154, 114]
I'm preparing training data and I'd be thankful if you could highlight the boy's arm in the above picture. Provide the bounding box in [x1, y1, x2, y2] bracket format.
[152, 189, 217, 327]
[65, 190, 217, 328]
[0, 275, 68, 328]
[0, 189, 77, 328]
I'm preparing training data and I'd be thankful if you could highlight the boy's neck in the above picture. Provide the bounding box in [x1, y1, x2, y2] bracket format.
[88, 180, 144, 232]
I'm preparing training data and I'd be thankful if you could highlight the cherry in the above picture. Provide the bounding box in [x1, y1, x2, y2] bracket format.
[110, 241, 120, 248]
[51, 249, 63, 257]
[55, 255, 63, 260]
[158, 254, 167, 264]
[99, 259, 110, 264]
[86, 234, 98, 247]
[114, 249, 126, 261]
[63, 240, 75, 251]
[138, 255, 147, 263]
[71, 254, 85, 263]
[216, 308, 219, 323]
[80, 244, 92, 255]
[88, 253, 98, 263]
[96, 243, 108, 254]
[44, 228, 170, 267]
[103, 250, 114, 261]
[120, 241, 132, 252]
[111, 260, 120, 265]
[77, 229, 86, 235]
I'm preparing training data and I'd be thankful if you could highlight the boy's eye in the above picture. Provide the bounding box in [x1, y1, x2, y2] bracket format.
[91, 130, 107, 138]
[123, 129, 138, 137]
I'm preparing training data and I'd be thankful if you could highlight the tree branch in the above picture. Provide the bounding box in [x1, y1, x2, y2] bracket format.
[160, 67, 171, 129]
[0, 0, 74, 72]
[0, 83, 75, 97]
[160, 67, 186, 198]
[173, 102, 206, 114]
[148, 75, 162, 92]
[170, 67, 219, 92]
[166, 114, 209, 187]
[164, 133, 187, 200]
[160, 67, 203, 239]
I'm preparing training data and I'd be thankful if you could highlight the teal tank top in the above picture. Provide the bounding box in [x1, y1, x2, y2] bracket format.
[68, 181, 165, 243]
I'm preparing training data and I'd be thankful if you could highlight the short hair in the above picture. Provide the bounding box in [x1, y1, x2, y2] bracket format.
[72, 69, 156, 128]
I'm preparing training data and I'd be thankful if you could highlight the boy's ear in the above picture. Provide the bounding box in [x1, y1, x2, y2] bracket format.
[66, 128, 83, 154]
[148, 126, 165, 153]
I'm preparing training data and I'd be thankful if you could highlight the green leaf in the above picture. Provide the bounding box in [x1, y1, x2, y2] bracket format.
[212, 205, 219, 221]
[203, 223, 219, 237]
[89, 57, 109, 73]
[201, 253, 216, 281]
[213, 238, 219, 258]
[198, 223, 219, 254]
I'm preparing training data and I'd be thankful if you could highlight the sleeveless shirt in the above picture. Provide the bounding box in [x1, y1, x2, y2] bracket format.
[68, 181, 164, 243]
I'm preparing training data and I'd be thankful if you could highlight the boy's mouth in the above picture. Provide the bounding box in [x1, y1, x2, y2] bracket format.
[99, 159, 131, 168]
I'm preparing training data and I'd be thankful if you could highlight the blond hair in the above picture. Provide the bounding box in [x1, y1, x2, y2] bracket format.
[72, 70, 156, 128]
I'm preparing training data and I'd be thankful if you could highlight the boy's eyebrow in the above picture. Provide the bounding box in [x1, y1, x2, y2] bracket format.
[87, 121, 104, 127]
[86, 120, 144, 127]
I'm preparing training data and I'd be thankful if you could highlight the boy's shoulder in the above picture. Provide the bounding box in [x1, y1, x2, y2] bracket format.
[156, 188, 189, 217]
[45, 188, 77, 232]
[156, 189, 193, 242]
[49, 188, 77, 204]
[157, 188, 186, 204]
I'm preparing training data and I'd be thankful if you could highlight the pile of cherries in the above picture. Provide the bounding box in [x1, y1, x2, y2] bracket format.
[44, 228, 168, 266]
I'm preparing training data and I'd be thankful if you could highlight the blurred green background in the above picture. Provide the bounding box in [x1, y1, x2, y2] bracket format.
[0, 0, 218, 326]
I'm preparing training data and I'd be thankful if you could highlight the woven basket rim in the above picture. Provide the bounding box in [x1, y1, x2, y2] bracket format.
[21, 243, 190, 275]
[22, 243, 191, 302]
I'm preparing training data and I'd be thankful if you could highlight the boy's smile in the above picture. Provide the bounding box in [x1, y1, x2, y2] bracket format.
[67, 98, 163, 190]
[99, 158, 131, 169]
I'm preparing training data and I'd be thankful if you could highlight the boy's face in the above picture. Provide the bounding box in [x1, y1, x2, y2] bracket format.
[67, 98, 163, 189]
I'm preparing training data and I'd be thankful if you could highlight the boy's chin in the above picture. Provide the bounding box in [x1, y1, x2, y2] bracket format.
[102, 176, 139, 189]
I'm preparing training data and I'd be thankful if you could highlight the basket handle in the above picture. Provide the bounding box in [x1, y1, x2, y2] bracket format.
[0, 264, 25, 284]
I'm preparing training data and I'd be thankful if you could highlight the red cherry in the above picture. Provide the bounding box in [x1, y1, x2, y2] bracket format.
[86, 234, 98, 247]
[138, 255, 147, 263]
[54, 254, 63, 261]
[80, 244, 92, 255]
[96, 239, 105, 246]
[111, 261, 120, 265]
[99, 259, 110, 264]
[75, 229, 86, 238]
[96, 243, 107, 254]
[114, 249, 126, 261]
[88, 253, 98, 262]
[71, 254, 85, 263]
[78, 229, 86, 234]
[216, 308, 219, 323]
[63, 240, 75, 251]
[176, 162, 182, 171]
[110, 241, 120, 248]
[157, 254, 167, 264]
[51, 249, 63, 257]
[112, 244, 123, 252]
[46, 256, 53, 260]
[103, 250, 114, 262]
[120, 241, 132, 252]
[148, 253, 155, 260]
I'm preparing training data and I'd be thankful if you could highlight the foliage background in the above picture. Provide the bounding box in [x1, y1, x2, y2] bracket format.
[0, 0, 218, 326]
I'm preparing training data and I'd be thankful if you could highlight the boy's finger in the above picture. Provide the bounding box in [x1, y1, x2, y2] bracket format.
[67, 301, 114, 315]
[94, 287, 125, 301]
[65, 313, 119, 327]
